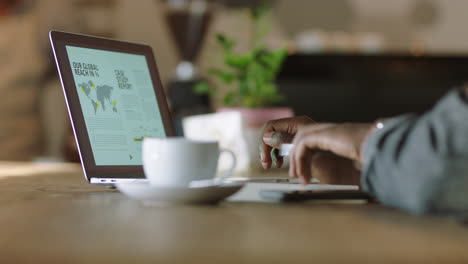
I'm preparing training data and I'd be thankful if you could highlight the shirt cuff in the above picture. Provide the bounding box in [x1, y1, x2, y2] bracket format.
[360, 114, 415, 195]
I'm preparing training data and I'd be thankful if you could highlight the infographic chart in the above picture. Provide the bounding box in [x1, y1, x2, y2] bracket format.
[66, 46, 166, 165]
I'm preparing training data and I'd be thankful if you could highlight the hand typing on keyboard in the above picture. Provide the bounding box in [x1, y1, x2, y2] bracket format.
[260, 117, 367, 186]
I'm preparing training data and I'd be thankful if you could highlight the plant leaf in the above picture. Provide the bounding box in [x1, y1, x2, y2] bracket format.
[216, 33, 235, 51]
[193, 82, 210, 94]
[223, 91, 236, 106]
[250, 2, 271, 21]
[208, 68, 235, 84]
[225, 53, 253, 70]
[269, 48, 288, 72]
[238, 77, 249, 96]
[199, 3, 286, 108]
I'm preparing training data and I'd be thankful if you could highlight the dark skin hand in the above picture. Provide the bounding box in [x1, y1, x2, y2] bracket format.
[260, 117, 374, 186]
[260, 116, 314, 170]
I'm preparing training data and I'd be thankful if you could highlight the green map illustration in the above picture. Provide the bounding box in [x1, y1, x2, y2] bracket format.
[79, 81, 118, 114]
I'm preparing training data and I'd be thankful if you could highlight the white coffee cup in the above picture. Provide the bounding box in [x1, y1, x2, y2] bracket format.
[142, 138, 237, 187]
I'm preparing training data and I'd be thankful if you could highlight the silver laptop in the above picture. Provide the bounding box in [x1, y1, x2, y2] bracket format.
[50, 31, 300, 186]
[50, 31, 175, 185]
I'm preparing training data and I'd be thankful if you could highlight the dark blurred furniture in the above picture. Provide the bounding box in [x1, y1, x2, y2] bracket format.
[278, 53, 468, 122]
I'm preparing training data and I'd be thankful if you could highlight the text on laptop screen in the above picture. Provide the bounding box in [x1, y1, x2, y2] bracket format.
[66, 45, 166, 166]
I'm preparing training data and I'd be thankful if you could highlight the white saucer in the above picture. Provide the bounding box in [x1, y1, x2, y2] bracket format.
[116, 181, 244, 204]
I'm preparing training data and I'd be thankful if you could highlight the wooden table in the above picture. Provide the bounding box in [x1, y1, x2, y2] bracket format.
[0, 162, 468, 263]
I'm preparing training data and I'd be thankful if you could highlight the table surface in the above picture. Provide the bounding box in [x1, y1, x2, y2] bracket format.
[1, 162, 468, 264]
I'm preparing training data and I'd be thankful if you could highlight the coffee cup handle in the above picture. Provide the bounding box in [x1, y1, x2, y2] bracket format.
[217, 148, 237, 181]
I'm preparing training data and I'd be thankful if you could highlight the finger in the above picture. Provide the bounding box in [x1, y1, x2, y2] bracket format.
[289, 129, 306, 178]
[271, 148, 279, 168]
[296, 141, 310, 184]
[290, 126, 332, 182]
[259, 142, 272, 170]
[266, 132, 290, 169]
[296, 135, 328, 184]
[262, 131, 294, 169]
[276, 156, 284, 168]
[270, 148, 284, 169]
[296, 123, 335, 135]
[263, 132, 295, 148]
[295, 140, 314, 185]
[259, 124, 274, 169]
[260, 118, 315, 170]
[290, 124, 332, 151]
[293, 127, 332, 157]
[289, 145, 296, 178]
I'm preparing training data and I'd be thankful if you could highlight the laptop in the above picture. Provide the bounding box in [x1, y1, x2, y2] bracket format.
[50, 31, 174, 185]
[50, 31, 294, 186]
[49, 30, 361, 197]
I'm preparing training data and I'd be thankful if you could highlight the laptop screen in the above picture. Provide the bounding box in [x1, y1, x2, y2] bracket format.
[65, 45, 166, 166]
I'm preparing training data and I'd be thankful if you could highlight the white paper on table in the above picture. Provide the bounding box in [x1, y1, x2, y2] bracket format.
[228, 183, 360, 202]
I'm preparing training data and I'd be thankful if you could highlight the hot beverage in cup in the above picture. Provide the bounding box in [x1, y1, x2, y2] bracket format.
[142, 138, 236, 187]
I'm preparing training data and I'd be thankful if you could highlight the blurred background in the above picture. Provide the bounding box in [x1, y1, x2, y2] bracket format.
[2, 0, 468, 162]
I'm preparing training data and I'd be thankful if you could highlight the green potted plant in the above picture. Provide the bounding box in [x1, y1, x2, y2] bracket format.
[194, 3, 293, 128]
[184, 3, 292, 173]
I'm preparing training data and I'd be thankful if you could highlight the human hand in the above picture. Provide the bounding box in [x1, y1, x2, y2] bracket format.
[289, 123, 374, 184]
[308, 151, 362, 185]
[259, 116, 314, 169]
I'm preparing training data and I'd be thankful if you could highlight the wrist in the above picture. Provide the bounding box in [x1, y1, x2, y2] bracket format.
[359, 120, 386, 162]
